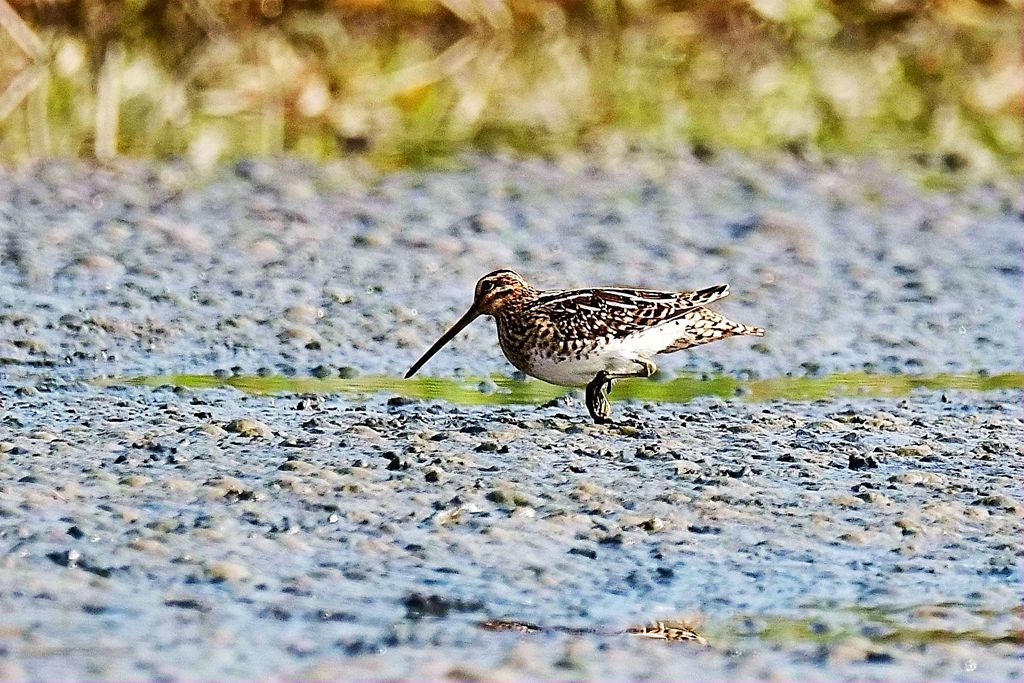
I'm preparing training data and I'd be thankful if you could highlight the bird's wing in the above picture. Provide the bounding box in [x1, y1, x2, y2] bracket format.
[526, 284, 730, 340]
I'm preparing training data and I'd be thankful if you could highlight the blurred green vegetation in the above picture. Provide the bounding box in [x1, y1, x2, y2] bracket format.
[0, 0, 1020, 174]
[114, 370, 1024, 404]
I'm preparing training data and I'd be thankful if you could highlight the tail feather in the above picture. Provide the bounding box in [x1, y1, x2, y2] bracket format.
[660, 308, 764, 354]
[679, 283, 729, 309]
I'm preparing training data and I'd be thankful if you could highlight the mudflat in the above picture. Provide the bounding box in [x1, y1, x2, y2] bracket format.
[1, 151, 1020, 680]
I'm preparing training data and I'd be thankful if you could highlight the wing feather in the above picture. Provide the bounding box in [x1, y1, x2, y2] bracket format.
[526, 284, 730, 341]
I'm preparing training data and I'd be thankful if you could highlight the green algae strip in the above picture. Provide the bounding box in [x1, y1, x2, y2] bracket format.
[740, 600, 1024, 648]
[105, 371, 1024, 405]
[745, 614, 1023, 648]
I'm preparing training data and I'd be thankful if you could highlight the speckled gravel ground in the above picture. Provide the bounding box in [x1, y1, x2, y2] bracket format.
[0, 152, 1020, 381]
[0, 152, 1021, 680]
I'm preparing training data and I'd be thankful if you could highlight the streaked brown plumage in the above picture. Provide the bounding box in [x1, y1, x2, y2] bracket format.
[478, 617, 707, 644]
[626, 620, 708, 644]
[406, 269, 764, 423]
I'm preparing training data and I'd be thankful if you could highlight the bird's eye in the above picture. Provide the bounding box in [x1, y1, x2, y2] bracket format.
[480, 281, 495, 293]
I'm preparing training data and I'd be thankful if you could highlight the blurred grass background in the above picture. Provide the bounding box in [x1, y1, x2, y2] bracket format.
[0, 0, 1020, 176]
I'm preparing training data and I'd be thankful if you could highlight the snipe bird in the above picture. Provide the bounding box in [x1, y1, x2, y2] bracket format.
[405, 269, 765, 424]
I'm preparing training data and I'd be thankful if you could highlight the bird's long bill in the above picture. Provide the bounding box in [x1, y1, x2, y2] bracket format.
[404, 307, 480, 379]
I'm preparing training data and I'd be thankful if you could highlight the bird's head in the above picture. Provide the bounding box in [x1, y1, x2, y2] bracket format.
[472, 269, 530, 315]
[404, 269, 532, 379]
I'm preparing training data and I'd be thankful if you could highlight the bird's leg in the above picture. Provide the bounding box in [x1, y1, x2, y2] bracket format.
[586, 371, 614, 424]
[585, 358, 657, 425]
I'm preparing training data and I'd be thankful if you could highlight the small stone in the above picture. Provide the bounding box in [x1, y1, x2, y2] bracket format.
[347, 425, 381, 440]
[204, 560, 251, 582]
[327, 288, 354, 304]
[829, 635, 874, 663]
[973, 494, 1022, 513]
[469, 210, 508, 233]
[164, 596, 210, 612]
[486, 489, 510, 505]
[889, 470, 944, 487]
[897, 444, 934, 458]
[250, 238, 282, 263]
[295, 396, 323, 410]
[78, 253, 122, 275]
[337, 366, 360, 379]
[848, 452, 879, 470]
[12, 338, 47, 354]
[278, 325, 319, 345]
[855, 491, 892, 506]
[198, 423, 227, 438]
[279, 459, 317, 474]
[165, 477, 195, 493]
[130, 538, 169, 555]
[284, 303, 323, 325]
[225, 418, 273, 439]
[382, 452, 409, 471]
[640, 517, 665, 532]
[352, 231, 389, 248]
[116, 506, 141, 523]
[894, 518, 924, 535]
[207, 476, 249, 497]
[311, 364, 334, 379]
[881, 413, 910, 429]
[672, 460, 702, 475]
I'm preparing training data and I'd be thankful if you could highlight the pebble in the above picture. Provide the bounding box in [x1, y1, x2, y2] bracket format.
[278, 326, 320, 345]
[130, 538, 170, 555]
[204, 560, 251, 583]
[855, 491, 893, 506]
[120, 475, 152, 488]
[894, 517, 925, 535]
[279, 459, 317, 474]
[848, 452, 879, 470]
[310, 364, 334, 379]
[972, 494, 1022, 513]
[337, 366, 360, 379]
[897, 444, 934, 458]
[224, 418, 273, 439]
[284, 303, 323, 325]
[640, 517, 665, 532]
[889, 470, 943, 487]
[206, 476, 249, 497]
[198, 423, 228, 438]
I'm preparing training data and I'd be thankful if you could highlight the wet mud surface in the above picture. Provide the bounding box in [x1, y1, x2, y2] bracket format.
[0, 153, 1020, 381]
[0, 152, 1021, 680]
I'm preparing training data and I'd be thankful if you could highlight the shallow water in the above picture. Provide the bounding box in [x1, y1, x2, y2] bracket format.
[108, 370, 1024, 404]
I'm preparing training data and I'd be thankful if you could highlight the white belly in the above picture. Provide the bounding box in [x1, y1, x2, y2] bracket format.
[510, 324, 687, 387]
[518, 353, 624, 387]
